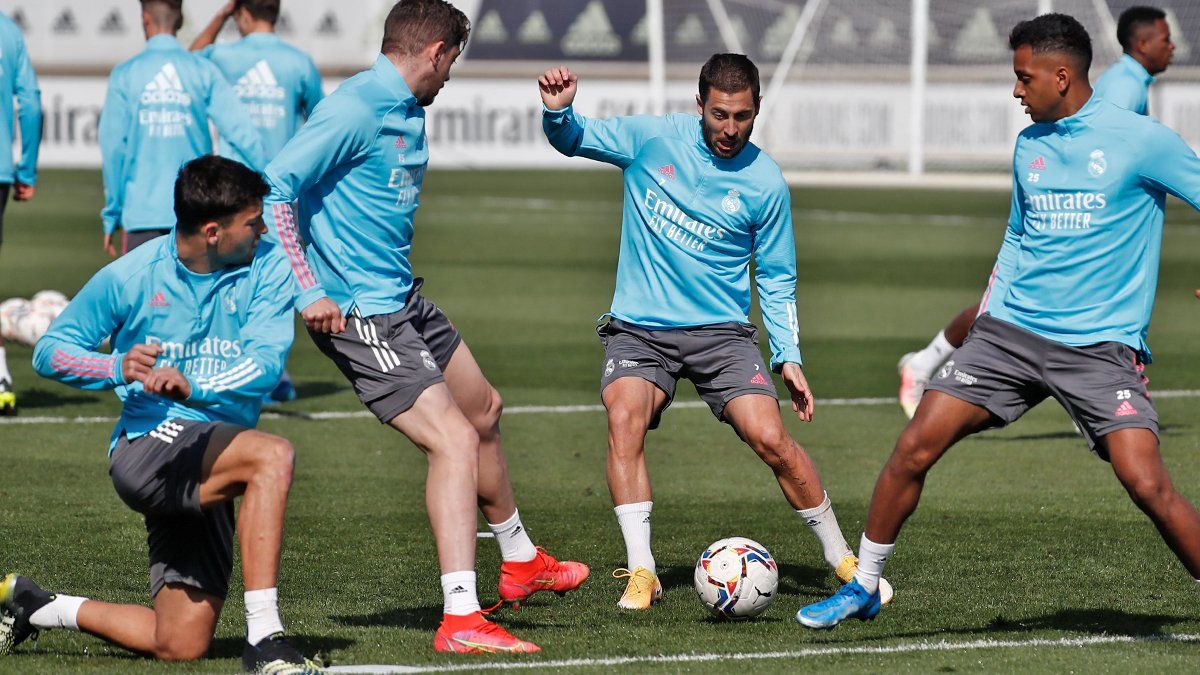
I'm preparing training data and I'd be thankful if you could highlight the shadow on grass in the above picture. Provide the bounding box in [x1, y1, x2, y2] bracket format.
[291, 380, 350, 399]
[210, 633, 356, 660]
[16, 387, 102, 409]
[330, 603, 570, 631]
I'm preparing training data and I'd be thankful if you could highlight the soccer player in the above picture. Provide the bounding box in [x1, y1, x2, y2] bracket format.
[539, 55, 889, 610]
[189, 0, 324, 160]
[0, 9, 43, 416]
[100, 0, 265, 258]
[262, 0, 587, 654]
[2, 156, 317, 673]
[189, 0, 325, 404]
[896, 4, 1174, 419]
[798, 13, 1200, 629]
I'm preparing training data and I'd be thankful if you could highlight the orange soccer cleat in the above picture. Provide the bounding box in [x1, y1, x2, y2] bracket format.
[497, 547, 590, 608]
[433, 611, 540, 654]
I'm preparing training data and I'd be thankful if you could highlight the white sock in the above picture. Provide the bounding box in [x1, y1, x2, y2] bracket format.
[796, 492, 854, 569]
[853, 534, 895, 595]
[487, 509, 537, 563]
[441, 571, 481, 616]
[0, 346, 9, 381]
[908, 330, 955, 377]
[244, 588, 285, 646]
[28, 594, 86, 631]
[614, 501, 655, 574]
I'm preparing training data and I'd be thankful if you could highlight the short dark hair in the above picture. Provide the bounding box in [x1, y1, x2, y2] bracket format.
[174, 156, 268, 235]
[234, 0, 280, 24]
[1009, 13, 1093, 72]
[141, 0, 183, 31]
[699, 54, 760, 106]
[381, 0, 470, 57]
[1117, 6, 1167, 51]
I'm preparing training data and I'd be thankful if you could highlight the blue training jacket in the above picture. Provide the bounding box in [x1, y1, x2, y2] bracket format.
[982, 94, 1200, 362]
[263, 54, 428, 316]
[200, 32, 323, 160]
[543, 106, 802, 370]
[0, 11, 41, 185]
[100, 35, 265, 234]
[34, 235, 295, 451]
[1093, 54, 1154, 115]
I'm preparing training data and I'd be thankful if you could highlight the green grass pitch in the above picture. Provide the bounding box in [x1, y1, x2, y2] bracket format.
[1, 169, 1198, 672]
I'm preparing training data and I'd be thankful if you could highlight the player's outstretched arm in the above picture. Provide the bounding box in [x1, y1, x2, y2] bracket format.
[538, 66, 578, 111]
[190, 1, 236, 51]
[33, 267, 131, 390]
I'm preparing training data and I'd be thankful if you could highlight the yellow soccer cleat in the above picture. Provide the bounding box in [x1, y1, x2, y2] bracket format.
[613, 566, 662, 610]
[835, 554, 894, 605]
[0, 377, 15, 417]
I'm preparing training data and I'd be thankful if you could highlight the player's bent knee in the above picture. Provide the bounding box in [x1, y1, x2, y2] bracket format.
[154, 636, 210, 661]
[891, 428, 940, 476]
[607, 403, 651, 438]
[1123, 475, 1174, 510]
[255, 436, 295, 480]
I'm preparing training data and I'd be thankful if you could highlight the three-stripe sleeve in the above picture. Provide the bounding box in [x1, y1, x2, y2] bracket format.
[33, 265, 127, 390]
[753, 179, 804, 371]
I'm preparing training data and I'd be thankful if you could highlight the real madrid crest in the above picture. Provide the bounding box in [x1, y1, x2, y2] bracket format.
[1087, 149, 1107, 177]
[721, 189, 742, 215]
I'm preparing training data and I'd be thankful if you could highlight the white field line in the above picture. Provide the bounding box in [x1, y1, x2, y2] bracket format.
[324, 632, 1200, 673]
[4, 390, 1200, 426]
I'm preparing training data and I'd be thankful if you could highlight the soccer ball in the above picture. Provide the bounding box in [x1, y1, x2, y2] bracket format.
[30, 290, 69, 320]
[0, 298, 32, 342]
[14, 311, 52, 346]
[693, 536, 779, 619]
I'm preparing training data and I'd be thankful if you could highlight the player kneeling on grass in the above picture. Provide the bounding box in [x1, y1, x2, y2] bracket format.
[539, 55, 890, 611]
[798, 14, 1200, 629]
[3, 156, 319, 674]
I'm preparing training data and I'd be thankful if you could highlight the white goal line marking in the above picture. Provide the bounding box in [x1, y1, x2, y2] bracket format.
[324, 632, 1200, 673]
[5, 389, 1200, 427]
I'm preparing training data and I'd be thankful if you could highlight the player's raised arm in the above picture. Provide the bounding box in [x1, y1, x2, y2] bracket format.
[539, 66, 673, 168]
[33, 266, 130, 390]
[189, 1, 235, 51]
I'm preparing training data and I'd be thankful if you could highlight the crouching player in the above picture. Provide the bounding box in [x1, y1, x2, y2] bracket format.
[2, 157, 319, 674]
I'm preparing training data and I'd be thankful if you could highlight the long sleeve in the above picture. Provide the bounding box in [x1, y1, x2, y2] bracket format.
[542, 104, 673, 169]
[300, 58, 324, 119]
[752, 182, 802, 370]
[263, 95, 372, 310]
[98, 68, 131, 234]
[12, 37, 41, 185]
[1137, 123, 1200, 210]
[205, 63, 266, 172]
[33, 268, 126, 390]
[979, 172, 1026, 315]
[187, 255, 295, 405]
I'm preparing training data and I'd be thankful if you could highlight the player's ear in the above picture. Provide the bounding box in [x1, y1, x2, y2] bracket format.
[695, 94, 703, 115]
[202, 221, 221, 245]
[427, 40, 448, 67]
[1056, 65, 1071, 95]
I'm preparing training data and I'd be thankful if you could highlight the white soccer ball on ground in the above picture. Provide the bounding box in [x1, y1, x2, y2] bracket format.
[14, 311, 52, 346]
[693, 536, 779, 619]
[30, 290, 70, 320]
[0, 298, 32, 342]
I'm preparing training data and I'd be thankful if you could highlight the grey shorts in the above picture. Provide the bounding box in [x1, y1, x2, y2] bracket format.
[109, 420, 237, 599]
[122, 228, 171, 255]
[309, 278, 462, 423]
[926, 314, 1158, 459]
[597, 318, 777, 429]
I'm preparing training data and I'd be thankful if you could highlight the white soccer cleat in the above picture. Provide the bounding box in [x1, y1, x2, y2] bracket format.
[897, 352, 928, 419]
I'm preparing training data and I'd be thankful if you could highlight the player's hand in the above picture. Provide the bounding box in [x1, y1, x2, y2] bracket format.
[1194, 289, 1200, 300]
[103, 231, 119, 258]
[302, 297, 346, 334]
[142, 366, 192, 400]
[780, 362, 815, 422]
[220, 0, 236, 16]
[122, 343, 162, 383]
[12, 182, 34, 201]
[538, 66, 578, 111]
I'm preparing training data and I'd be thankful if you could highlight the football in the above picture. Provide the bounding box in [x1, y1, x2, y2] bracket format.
[0, 298, 32, 342]
[693, 537, 779, 619]
[30, 290, 70, 320]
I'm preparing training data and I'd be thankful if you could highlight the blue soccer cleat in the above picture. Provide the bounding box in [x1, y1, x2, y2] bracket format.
[795, 578, 881, 629]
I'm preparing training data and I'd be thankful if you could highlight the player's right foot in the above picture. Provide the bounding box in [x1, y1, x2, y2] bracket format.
[613, 566, 662, 610]
[897, 352, 928, 419]
[0, 573, 55, 654]
[434, 611, 540, 654]
[834, 555, 895, 605]
[0, 377, 16, 417]
[795, 579, 881, 629]
[242, 632, 324, 673]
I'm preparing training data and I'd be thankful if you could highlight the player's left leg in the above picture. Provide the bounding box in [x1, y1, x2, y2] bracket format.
[440, 339, 590, 607]
[1104, 429, 1200, 579]
[0, 184, 14, 416]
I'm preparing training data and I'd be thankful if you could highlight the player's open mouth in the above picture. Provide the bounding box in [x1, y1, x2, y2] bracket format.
[716, 140, 735, 152]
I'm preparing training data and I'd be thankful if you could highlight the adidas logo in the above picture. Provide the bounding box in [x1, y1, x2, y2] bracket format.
[1115, 401, 1137, 417]
[235, 60, 285, 100]
[1029, 156, 1046, 170]
[395, 136, 407, 149]
[509, 525, 523, 538]
[749, 372, 769, 386]
[141, 63, 192, 105]
[149, 291, 169, 308]
[656, 164, 676, 183]
[449, 585, 468, 594]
